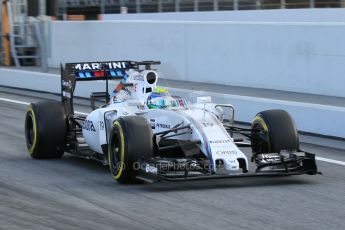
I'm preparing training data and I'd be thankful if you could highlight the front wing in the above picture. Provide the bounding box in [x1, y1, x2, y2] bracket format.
[135, 151, 319, 183]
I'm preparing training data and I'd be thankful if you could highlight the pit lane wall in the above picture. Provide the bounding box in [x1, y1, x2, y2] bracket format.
[0, 68, 344, 139]
[46, 20, 345, 98]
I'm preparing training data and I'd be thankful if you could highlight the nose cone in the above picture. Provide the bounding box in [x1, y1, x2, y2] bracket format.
[215, 158, 240, 171]
[221, 158, 240, 171]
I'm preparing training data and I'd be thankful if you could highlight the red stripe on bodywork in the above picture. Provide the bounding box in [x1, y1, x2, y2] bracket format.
[94, 70, 105, 77]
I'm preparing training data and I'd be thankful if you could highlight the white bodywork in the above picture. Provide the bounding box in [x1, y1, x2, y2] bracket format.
[82, 69, 248, 173]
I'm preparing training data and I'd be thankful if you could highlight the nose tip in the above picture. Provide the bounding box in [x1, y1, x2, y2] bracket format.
[223, 158, 240, 171]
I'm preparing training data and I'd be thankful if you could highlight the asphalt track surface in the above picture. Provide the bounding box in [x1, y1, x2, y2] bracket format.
[1, 88, 345, 230]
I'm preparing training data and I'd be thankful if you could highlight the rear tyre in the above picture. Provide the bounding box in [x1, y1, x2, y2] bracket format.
[108, 116, 153, 184]
[25, 101, 66, 159]
[251, 109, 299, 155]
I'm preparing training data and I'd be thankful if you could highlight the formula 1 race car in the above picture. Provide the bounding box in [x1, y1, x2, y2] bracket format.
[24, 61, 319, 183]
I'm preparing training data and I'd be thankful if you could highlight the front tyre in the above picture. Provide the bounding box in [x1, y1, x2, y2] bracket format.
[25, 101, 66, 159]
[108, 116, 153, 184]
[251, 109, 299, 155]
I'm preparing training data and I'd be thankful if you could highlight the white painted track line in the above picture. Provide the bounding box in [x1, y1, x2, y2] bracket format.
[0, 97, 29, 106]
[316, 157, 345, 166]
[1, 96, 345, 166]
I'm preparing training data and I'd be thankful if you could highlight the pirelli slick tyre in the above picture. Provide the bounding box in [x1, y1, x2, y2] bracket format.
[251, 109, 299, 154]
[25, 101, 66, 159]
[108, 116, 153, 184]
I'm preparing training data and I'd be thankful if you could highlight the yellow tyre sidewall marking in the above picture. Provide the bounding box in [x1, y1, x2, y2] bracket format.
[27, 107, 37, 155]
[109, 121, 125, 180]
[253, 115, 271, 152]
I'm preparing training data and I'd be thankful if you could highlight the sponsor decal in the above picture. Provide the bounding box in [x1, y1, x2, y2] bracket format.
[83, 120, 96, 132]
[62, 91, 71, 98]
[216, 150, 238, 155]
[62, 80, 72, 89]
[201, 121, 213, 127]
[209, 140, 231, 144]
[131, 75, 144, 81]
[150, 119, 171, 129]
[74, 62, 127, 70]
[99, 121, 105, 131]
[156, 123, 170, 129]
[260, 154, 281, 162]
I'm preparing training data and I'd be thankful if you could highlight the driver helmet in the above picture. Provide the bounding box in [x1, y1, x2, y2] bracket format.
[147, 87, 177, 109]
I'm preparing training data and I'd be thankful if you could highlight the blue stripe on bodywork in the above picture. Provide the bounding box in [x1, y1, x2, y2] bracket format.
[85, 72, 92, 78]
[116, 70, 124, 76]
[110, 70, 116, 77]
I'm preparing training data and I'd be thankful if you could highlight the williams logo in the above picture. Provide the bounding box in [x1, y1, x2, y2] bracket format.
[83, 120, 96, 132]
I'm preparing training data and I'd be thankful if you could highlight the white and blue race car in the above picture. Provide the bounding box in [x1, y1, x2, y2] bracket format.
[24, 61, 318, 183]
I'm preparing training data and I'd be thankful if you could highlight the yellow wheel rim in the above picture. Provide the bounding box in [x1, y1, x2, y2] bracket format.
[253, 115, 271, 152]
[27, 106, 37, 155]
[109, 121, 125, 180]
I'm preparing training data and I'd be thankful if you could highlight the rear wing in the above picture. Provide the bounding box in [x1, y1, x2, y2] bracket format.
[60, 61, 160, 115]
[64, 61, 130, 81]
[63, 61, 161, 80]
